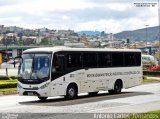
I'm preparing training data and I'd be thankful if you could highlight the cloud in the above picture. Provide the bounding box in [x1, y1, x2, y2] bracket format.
[0, 0, 18, 6]
[50, 7, 139, 21]
[86, 0, 157, 4]
[0, 0, 158, 33]
[0, 0, 35, 6]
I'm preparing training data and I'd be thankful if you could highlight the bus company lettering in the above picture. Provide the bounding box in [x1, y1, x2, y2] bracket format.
[87, 71, 141, 77]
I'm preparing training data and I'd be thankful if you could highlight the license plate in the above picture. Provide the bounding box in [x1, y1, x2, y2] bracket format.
[27, 92, 34, 96]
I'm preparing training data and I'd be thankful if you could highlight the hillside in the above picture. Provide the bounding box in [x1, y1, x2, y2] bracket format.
[114, 26, 159, 42]
[77, 31, 101, 36]
[78, 26, 159, 42]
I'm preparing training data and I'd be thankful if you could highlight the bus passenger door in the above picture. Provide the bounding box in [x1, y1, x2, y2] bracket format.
[50, 54, 66, 96]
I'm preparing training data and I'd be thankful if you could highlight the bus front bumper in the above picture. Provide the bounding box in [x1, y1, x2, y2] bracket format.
[17, 82, 49, 97]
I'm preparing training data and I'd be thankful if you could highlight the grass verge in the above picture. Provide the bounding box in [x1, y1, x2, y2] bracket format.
[122, 110, 160, 119]
[143, 78, 160, 84]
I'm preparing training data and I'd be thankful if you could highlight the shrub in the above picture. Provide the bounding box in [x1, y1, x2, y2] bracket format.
[0, 76, 17, 80]
[0, 80, 17, 89]
[0, 83, 17, 89]
[143, 70, 160, 76]
[0, 76, 10, 80]
[10, 76, 17, 80]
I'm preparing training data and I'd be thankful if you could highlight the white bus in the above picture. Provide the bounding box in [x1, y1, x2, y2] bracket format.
[17, 47, 142, 100]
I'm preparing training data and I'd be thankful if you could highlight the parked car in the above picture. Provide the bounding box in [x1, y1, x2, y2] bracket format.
[142, 54, 158, 70]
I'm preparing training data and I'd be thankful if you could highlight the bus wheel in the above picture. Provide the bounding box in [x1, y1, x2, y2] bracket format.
[38, 97, 48, 101]
[108, 80, 122, 94]
[88, 92, 98, 96]
[65, 84, 77, 100]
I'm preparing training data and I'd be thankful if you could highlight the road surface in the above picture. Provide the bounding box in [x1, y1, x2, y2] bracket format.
[0, 83, 160, 119]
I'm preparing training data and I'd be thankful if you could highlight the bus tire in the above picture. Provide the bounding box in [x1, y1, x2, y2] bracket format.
[88, 92, 98, 96]
[65, 84, 77, 100]
[38, 97, 48, 101]
[108, 80, 122, 94]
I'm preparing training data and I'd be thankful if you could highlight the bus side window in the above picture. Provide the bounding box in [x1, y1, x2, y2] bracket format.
[112, 52, 123, 67]
[124, 53, 136, 66]
[52, 55, 59, 72]
[57, 55, 65, 72]
[98, 53, 112, 67]
[135, 53, 141, 66]
[66, 53, 82, 68]
[83, 53, 97, 68]
[52, 54, 65, 72]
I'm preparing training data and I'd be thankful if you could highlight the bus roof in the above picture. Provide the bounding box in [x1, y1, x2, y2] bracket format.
[23, 46, 141, 53]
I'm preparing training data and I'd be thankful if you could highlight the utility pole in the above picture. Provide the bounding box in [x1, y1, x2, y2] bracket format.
[145, 25, 149, 42]
[158, 0, 160, 64]
[5, 36, 8, 76]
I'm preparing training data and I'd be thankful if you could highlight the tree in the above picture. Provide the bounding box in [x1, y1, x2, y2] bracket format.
[40, 38, 50, 45]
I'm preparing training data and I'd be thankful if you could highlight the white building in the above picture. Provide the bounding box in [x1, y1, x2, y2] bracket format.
[64, 41, 85, 48]
[22, 36, 38, 45]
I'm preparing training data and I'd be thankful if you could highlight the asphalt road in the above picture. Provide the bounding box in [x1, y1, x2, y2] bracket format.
[0, 83, 160, 119]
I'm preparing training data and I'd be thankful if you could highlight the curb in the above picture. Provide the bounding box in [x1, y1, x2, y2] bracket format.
[146, 77, 160, 80]
[0, 91, 17, 96]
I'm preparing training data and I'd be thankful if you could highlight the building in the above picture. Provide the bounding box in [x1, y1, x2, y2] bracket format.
[0, 25, 4, 33]
[2, 33, 18, 45]
[64, 41, 85, 48]
[102, 41, 123, 48]
[0, 46, 40, 60]
[107, 33, 115, 41]
[22, 36, 38, 45]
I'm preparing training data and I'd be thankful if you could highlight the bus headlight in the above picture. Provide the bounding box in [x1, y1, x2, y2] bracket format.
[40, 83, 49, 89]
[17, 83, 22, 89]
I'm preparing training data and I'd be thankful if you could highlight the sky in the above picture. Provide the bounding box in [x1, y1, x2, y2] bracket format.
[0, 0, 159, 33]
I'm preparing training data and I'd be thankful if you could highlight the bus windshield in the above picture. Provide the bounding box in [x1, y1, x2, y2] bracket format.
[19, 53, 51, 80]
